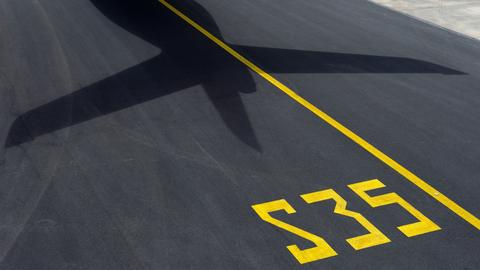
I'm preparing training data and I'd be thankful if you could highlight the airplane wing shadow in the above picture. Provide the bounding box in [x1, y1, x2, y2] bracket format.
[5, 55, 194, 147]
[5, 46, 465, 149]
[236, 46, 465, 74]
[4, 53, 261, 150]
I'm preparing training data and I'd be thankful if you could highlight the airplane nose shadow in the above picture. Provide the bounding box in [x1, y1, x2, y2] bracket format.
[4, 0, 465, 150]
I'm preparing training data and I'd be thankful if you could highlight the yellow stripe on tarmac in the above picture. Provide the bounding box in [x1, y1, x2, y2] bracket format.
[158, 0, 480, 230]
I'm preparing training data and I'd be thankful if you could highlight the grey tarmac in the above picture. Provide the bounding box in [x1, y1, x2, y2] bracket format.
[0, 0, 479, 269]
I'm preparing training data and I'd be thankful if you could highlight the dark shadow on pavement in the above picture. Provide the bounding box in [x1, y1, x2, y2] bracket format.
[4, 0, 465, 149]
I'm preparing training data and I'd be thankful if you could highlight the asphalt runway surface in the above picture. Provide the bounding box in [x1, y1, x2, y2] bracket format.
[0, 0, 479, 269]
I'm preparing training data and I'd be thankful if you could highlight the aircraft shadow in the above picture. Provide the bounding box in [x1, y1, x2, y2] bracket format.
[4, 0, 465, 150]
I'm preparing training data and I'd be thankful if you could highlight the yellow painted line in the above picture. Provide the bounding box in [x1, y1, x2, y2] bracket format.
[158, 0, 480, 230]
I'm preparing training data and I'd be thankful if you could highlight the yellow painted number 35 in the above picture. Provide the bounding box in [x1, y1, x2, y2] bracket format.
[251, 179, 441, 264]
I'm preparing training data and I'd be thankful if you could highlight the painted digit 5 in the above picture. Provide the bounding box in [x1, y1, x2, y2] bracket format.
[348, 179, 441, 237]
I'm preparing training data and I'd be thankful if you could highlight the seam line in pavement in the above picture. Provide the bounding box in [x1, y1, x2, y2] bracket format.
[158, 0, 480, 230]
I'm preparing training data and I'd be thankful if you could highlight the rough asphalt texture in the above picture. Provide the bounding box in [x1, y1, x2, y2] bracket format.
[0, 0, 479, 269]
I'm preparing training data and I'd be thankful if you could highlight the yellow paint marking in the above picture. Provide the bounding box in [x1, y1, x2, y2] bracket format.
[158, 0, 480, 230]
[349, 179, 441, 237]
[252, 199, 337, 264]
[301, 189, 391, 250]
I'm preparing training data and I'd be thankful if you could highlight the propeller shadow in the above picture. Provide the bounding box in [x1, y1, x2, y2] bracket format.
[4, 0, 465, 149]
